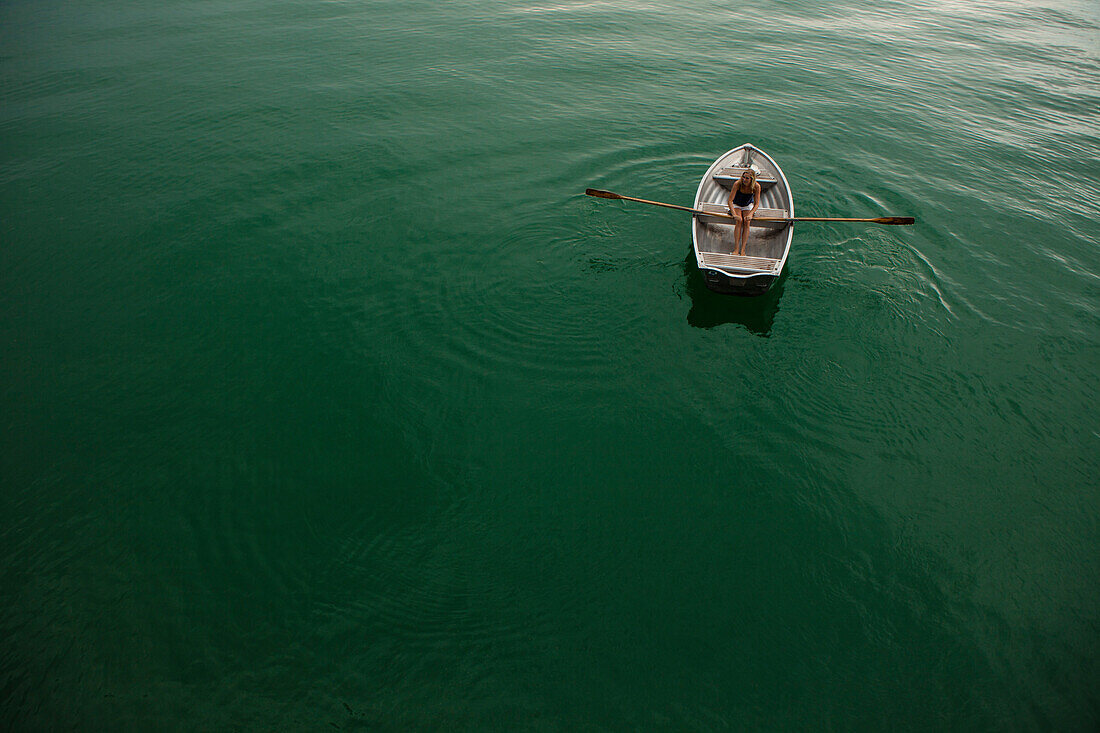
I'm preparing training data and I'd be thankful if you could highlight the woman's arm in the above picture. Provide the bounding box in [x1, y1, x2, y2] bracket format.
[749, 183, 761, 215]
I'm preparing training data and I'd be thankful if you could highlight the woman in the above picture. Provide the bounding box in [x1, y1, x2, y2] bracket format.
[727, 169, 760, 256]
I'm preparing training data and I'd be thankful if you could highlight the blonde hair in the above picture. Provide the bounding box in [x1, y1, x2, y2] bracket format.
[738, 169, 757, 192]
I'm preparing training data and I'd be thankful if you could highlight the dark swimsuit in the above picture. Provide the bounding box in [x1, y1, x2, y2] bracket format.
[731, 185, 755, 207]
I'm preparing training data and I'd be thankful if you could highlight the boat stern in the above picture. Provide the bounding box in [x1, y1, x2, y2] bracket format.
[701, 268, 777, 296]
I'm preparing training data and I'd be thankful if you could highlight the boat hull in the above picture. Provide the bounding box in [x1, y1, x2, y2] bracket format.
[700, 268, 777, 296]
[691, 144, 794, 296]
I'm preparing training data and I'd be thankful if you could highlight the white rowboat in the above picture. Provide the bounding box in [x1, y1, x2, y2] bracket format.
[691, 143, 794, 295]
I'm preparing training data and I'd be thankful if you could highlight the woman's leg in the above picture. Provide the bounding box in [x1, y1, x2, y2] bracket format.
[732, 209, 745, 254]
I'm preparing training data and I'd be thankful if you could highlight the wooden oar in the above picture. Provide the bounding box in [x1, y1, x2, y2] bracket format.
[585, 189, 915, 225]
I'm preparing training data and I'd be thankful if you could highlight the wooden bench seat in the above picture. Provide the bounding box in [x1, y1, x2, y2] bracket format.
[713, 167, 778, 189]
[697, 251, 782, 274]
[696, 202, 788, 225]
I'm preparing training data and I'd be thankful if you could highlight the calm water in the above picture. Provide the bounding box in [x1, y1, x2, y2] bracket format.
[2, 0, 1098, 728]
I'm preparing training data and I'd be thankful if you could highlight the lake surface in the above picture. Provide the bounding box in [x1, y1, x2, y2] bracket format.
[2, 0, 1098, 728]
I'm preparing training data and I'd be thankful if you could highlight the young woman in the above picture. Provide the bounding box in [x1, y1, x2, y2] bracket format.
[727, 169, 761, 256]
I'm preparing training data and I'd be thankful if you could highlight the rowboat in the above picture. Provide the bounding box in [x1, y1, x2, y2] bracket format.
[692, 144, 794, 295]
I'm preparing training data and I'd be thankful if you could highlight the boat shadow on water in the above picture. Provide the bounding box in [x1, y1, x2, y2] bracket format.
[682, 252, 786, 336]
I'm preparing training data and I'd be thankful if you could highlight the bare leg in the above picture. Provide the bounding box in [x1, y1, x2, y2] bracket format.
[732, 209, 745, 255]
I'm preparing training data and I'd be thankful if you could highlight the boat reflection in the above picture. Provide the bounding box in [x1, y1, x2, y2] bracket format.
[682, 252, 785, 335]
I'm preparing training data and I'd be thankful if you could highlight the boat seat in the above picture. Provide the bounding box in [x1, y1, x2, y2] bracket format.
[713, 167, 778, 189]
[698, 251, 782, 274]
[696, 202, 788, 226]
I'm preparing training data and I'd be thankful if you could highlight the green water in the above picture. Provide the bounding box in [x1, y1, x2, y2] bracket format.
[2, 0, 1098, 728]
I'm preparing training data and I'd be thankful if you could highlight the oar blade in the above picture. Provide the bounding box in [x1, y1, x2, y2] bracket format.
[585, 188, 622, 199]
[875, 216, 916, 225]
